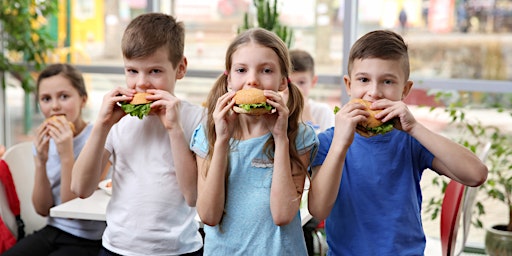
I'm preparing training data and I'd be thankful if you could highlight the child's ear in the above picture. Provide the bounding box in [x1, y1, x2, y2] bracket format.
[401, 80, 414, 100]
[278, 77, 288, 91]
[175, 57, 188, 79]
[343, 75, 351, 96]
[81, 95, 88, 109]
[312, 75, 319, 88]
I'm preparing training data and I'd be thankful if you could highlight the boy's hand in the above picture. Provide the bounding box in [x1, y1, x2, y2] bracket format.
[99, 87, 135, 127]
[371, 99, 416, 133]
[145, 89, 182, 130]
[332, 102, 368, 148]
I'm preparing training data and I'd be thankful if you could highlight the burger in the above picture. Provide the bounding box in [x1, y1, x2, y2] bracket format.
[350, 98, 396, 137]
[45, 115, 76, 133]
[233, 88, 274, 115]
[120, 92, 152, 119]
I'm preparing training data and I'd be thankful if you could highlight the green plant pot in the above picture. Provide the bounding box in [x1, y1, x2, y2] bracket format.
[485, 225, 512, 256]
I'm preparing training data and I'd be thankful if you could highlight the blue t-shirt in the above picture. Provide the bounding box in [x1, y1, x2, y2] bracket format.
[191, 123, 318, 256]
[312, 128, 434, 256]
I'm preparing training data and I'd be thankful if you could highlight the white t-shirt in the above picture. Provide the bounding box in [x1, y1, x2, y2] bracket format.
[309, 99, 335, 132]
[103, 101, 205, 256]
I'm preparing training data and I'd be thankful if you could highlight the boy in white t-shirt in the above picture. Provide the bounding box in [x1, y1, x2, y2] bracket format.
[71, 13, 204, 256]
[289, 49, 335, 133]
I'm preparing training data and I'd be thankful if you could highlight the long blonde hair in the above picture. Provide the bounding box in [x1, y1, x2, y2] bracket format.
[204, 28, 306, 178]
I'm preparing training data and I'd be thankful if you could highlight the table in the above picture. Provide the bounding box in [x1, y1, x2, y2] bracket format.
[50, 189, 313, 226]
[50, 189, 109, 221]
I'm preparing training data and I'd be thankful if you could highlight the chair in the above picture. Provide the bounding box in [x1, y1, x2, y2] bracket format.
[439, 142, 491, 256]
[2, 142, 47, 235]
[440, 180, 465, 256]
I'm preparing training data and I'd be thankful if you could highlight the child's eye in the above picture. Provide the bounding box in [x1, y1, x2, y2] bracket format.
[40, 96, 50, 102]
[235, 68, 246, 73]
[262, 68, 272, 74]
[358, 78, 369, 83]
[383, 80, 394, 85]
[150, 69, 162, 74]
[126, 69, 138, 74]
[60, 94, 69, 100]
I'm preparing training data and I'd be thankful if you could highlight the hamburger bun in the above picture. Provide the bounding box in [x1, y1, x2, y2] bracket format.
[129, 92, 152, 105]
[233, 88, 273, 115]
[45, 115, 76, 133]
[350, 98, 383, 129]
[350, 98, 397, 137]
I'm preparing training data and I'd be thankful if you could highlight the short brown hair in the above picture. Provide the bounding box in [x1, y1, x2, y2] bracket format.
[121, 13, 185, 68]
[290, 49, 315, 74]
[347, 30, 410, 79]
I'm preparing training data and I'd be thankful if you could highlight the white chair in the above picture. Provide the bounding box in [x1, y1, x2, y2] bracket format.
[2, 142, 47, 235]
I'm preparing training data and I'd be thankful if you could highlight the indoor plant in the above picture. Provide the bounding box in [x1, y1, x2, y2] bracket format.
[424, 91, 512, 255]
[238, 0, 294, 48]
[0, 0, 58, 134]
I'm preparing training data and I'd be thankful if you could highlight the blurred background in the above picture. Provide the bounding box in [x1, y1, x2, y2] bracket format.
[1, 0, 512, 252]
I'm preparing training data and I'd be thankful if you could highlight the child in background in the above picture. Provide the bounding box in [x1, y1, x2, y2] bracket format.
[289, 49, 334, 132]
[4, 64, 107, 256]
[71, 13, 204, 255]
[308, 30, 488, 255]
[288, 49, 333, 256]
[191, 28, 318, 255]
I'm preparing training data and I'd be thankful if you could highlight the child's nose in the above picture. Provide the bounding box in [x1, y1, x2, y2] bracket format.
[245, 72, 259, 87]
[367, 83, 382, 98]
[51, 100, 61, 110]
[136, 74, 151, 89]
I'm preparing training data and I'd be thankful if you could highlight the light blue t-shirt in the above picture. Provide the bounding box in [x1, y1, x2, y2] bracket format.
[312, 128, 434, 256]
[38, 123, 106, 240]
[191, 123, 318, 256]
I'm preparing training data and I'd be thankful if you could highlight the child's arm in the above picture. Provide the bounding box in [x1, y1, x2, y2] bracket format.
[31, 122, 57, 216]
[270, 135, 307, 226]
[375, 99, 488, 187]
[196, 140, 229, 226]
[146, 89, 200, 207]
[308, 102, 368, 220]
[72, 87, 133, 198]
[195, 91, 236, 226]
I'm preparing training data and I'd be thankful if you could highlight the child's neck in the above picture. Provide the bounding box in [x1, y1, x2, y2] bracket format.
[236, 116, 270, 140]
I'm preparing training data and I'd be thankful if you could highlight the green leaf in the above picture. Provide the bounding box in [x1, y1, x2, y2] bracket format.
[120, 102, 152, 120]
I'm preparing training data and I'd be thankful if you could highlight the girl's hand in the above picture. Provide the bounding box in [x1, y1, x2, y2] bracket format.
[34, 121, 50, 164]
[145, 89, 182, 130]
[97, 87, 135, 127]
[213, 91, 238, 142]
[46, 115, 74, 156]
[372, 99, 417, 133]
[263, 90, 288, 138]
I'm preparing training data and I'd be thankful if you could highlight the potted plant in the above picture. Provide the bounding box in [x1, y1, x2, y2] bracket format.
[0, 1, 58, 134]
[424, 91, 512, 255]
[238, 0, 294, 48]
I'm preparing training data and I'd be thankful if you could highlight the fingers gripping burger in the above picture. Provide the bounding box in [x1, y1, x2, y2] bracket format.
[233, 88, 274, 115]
[120, 92, 152, 119]
[351, 98, 396, 137]
[45, 115, 76, 133]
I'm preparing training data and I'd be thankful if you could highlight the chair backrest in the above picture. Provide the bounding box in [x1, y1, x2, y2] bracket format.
[2, 142, 47, 234]
[440, 180, 465, 256]
[440, 142, 491, 256]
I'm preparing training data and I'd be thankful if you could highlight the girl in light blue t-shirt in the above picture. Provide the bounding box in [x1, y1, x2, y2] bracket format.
[191, 28, 318, 256]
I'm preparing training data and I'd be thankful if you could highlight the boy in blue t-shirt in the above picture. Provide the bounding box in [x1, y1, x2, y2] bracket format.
[308, 30, 488, 255]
